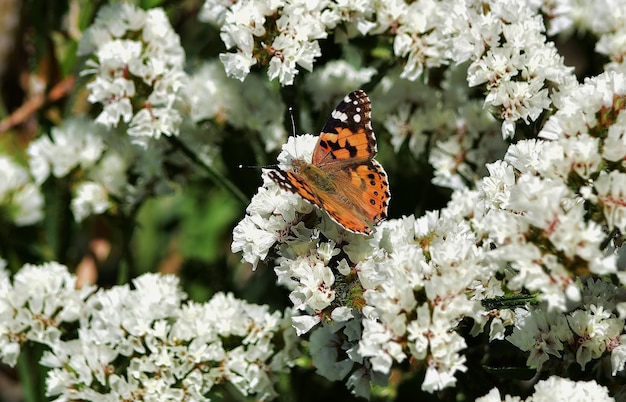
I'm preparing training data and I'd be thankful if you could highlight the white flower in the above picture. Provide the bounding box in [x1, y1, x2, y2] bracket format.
[611, 334, 626, 376]
[27, 117, 105, 185]
[477, 377, 613, 402]
[595, 170, 626, 233]
[0, 262, 299, 400]
[11, 183, 44, 226]
[184, 61, 287, 151]
[506, 308, 568, 368]
[567, 305, 623, 370]
[71, 181, 111, 222]
[0, 262, 94, 366]
[210, 0, 379, 85]
[79, 4, 187, 139]
[530, 376, 614, 402]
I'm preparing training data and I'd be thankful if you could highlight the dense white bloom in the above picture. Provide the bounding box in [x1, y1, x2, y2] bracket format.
[477, 376, 614, 402]
[206, 0, 329, 85]
[507, 278, 626, 373]
[0, 262, 95, 366]
[1, 262, 297, 400]
[27, 118, 105, 185]
[26, 117, 136, 223]
[559, 0, 626, 73]
[205, 0, 382, 86]
[79, 3, 187, 139]
[594, 170, 626, 233]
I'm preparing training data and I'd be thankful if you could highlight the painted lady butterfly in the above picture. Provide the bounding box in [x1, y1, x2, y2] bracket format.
[268, 90, 390, 234]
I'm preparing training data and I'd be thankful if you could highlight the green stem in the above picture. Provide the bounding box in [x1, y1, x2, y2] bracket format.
[17, 345, 44, 402]
[167, 135, 249, 206]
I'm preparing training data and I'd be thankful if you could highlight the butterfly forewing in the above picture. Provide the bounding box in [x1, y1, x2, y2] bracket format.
[314, 90, 376, 166]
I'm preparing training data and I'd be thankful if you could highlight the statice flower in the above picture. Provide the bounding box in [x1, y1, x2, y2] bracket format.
[468, 72, 626, 312]
[26, 117, 105, 185]
[372, 67, 504, 191]
[0, 262, 95, 366]
[203, 0, 379, 85]
[232, 134, 495, 395]
[0, 262, 297, 401]
[26, 117, 129, 222]
[477, 376, 614, 402]
[464, 1, 572, 138]
[507, 278, 626, 374]
[0, 154, 44, 226]
[70, 181, 112, 222]
[79, 3, 187, 139]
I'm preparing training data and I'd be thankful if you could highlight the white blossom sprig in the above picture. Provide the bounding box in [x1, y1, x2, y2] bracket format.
[477, 376, 615, 402]
[79, 3, 188, 139]
[232, 135, 494, 396]
[231, 66, 626, 401]
[0, 261, 298, 401]
[202, 0, 384, 86]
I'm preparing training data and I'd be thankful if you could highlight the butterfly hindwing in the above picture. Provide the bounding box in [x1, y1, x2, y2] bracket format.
[267, 169, 320, 207]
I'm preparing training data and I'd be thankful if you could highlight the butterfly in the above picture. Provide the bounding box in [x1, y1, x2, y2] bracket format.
[267, 90, 390, 235]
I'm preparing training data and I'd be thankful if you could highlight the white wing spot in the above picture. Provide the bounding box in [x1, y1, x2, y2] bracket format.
[353, 113, 361, 123]
[344, 95, 352, 103]
[331, 109, 348, 122]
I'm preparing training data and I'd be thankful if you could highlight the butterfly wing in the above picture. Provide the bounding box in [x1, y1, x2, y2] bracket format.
[313, 90, 376, 166]
[267, 159, 390, 234]
[267, 90, 390, 235]
[267, 168, 321, 208]
[320, 160, 390, 234]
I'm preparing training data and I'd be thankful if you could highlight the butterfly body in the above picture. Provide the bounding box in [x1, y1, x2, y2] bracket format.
[268, 90, 390, 235]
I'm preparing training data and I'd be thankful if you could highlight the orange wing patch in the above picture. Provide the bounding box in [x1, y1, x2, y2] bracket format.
[268, 90, 390, 235]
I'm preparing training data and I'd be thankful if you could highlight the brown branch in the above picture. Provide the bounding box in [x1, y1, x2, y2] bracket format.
[0, 75, 75, 133]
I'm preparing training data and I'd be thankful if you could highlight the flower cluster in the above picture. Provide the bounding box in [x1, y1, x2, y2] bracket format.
[507, 278, 626, 373]
[0, 154, 43, 226]
[387, 0, 572, 138]
[371, 66, 505, 191]
[0, 261, 96, 367]
[477, 376, 614, 402]
[26, 117, 123, 221]
[79, 2, 187, 139]
[477, 71, 626, 311]
[231, 35, 626, 402]
[202, 0, 382, 85]
[0, 261, 298, 401]
[208, 0, 573, 140]
[27, 5, 227, 223]
[545, 0, 626, 74]
[232, 135, 494, 396]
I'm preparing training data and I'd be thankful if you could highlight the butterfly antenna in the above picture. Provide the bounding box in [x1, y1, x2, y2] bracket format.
[238, 163, 279, 169]
[288, 106, 297, 137]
